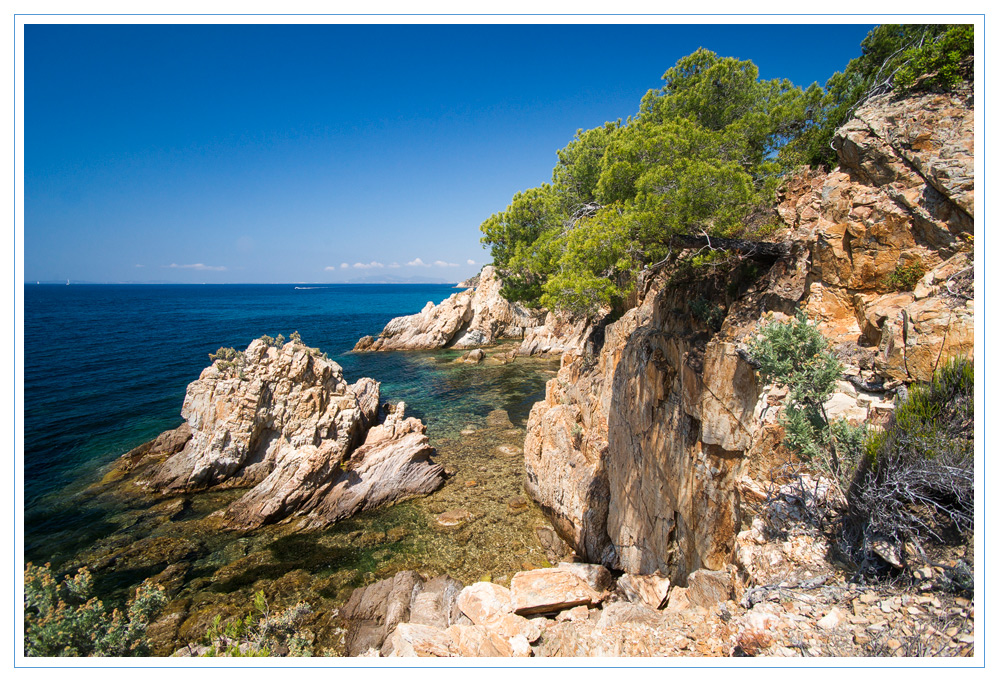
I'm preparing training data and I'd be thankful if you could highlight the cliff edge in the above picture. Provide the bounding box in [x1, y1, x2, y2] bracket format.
[523, 86, 974, 584]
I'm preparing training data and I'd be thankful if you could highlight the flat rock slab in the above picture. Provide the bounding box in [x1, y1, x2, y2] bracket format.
[456, 582, 541, 642]
[510, 564, 609, 616]
[385, 623, 518, 657]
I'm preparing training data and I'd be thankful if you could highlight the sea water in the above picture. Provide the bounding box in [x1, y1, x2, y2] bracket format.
[23, 284, 559, 647]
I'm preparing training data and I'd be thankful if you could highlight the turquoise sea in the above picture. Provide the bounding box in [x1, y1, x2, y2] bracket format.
[23, 284, 556, 590]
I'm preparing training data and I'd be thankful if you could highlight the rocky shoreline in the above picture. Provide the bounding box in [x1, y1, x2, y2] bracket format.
[38, 85, 974, 659]
[332, 85, 976, 657]
[124, 336, 446, 530]
[354, 265, 596, 358]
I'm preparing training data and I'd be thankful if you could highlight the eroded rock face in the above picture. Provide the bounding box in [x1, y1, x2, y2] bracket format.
[787, 88, 974, 382]
[341, 571, 460, 656]
[522, 87, 974, 583]
[525, 278, 757, 581]
[140, 338, 444, 528]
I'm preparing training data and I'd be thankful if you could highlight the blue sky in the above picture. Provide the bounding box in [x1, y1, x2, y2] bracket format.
[24, 23, 875, 284]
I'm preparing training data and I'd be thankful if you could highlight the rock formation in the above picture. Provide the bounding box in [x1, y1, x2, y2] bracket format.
[138, 337, 444, 528]
[522, 87, 974, 584]
[336, 527, 974, 657]
[354, 266, 544, 351]
[353, 265, 598, 356]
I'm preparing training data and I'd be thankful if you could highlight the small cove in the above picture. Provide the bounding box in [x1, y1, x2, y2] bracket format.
[23, 284, 560, 654]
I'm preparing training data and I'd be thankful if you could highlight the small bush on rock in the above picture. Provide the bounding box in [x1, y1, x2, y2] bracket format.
[844, 358, 974, 575]
[201, 590, 314, 657]
[747, 311, 864, 490]
[885, 262, 925, 291]
[24, 563, 166, 657]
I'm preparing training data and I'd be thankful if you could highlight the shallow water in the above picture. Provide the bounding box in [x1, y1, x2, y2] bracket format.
[24, 284, 561, 653]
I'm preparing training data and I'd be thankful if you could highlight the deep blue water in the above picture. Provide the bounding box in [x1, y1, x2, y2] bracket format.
[23, 283, 467, 537]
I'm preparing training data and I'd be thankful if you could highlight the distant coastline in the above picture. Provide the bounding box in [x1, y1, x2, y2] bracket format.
[25, 280, 462, 286]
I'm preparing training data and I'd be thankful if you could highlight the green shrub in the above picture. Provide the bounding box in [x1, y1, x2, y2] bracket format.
[885, 262, 925, 291]
[201, 590, 313, 657]
[844, 358, 974, 574]
[690, 297, 726, 330]
[24, 564, 166, 657]
[209, 346, 246, 373]
[747, 311, 864, 489]
[208, 346, 240, 362]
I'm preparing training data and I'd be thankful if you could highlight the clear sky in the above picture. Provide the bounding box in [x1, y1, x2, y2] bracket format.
[24, 23, 876, 284]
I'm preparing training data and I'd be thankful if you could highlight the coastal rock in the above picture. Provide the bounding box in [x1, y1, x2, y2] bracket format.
[510, 564, 609, 616]
[617, 572, 671, 610]
[342, 570, 539, 657]
[342, 570, 424, 656]
[457, 348, 486, 364]
[354, 266, 545, 351]
[141, 338, 443, 528]
[521, 87, 974, 586]
[517, 310, 600, 357]
[456, 582, 541, 642]
[301, 403, 444, 527]
[684, 569, 734, 609]
[407, 575, 465, 631]
[106, 423, 193, 481]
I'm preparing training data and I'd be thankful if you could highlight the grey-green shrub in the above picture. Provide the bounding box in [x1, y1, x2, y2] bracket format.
[201, 590, 314, 657]
[747, 310, 861, 486]
[24, 563, 166, 657]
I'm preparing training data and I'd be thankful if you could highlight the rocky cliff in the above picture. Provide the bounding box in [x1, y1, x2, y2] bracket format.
[354, 265, 595, 356]
[523, 87, 974, 584]
[137, 337, 445, 528]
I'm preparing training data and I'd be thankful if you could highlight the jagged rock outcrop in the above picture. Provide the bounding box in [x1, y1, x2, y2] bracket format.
[354, 266, 546, 351]
[782, 87, 974, 383]
[522, 87, 974, 584]
[354, 265, 600, 356]
[516, 310, 599, 357]
[525, 274, 758, 582]
[139, 337, 444, 528]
